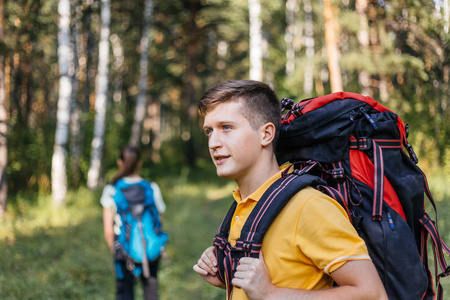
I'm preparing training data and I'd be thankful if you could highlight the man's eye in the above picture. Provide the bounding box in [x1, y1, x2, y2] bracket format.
[223, 125, 231, 130]
[205, 129, 212, 136]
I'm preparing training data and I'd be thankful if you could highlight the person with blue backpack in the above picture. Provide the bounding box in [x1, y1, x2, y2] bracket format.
[101, 146, 168, 300]
[193, 80, 388, 300]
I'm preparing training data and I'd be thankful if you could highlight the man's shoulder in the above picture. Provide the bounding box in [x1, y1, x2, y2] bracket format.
[279, 186, 348, 221]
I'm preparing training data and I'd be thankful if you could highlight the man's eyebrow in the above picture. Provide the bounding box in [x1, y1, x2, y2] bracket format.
[203, 120, 235, 129]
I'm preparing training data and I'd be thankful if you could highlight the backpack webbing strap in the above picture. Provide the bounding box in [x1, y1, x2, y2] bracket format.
[213, 172, 326, 299]
[420, 213, 450, 277]
[317, 184, 351, 221]
[350, 138, 386, 220]
[138, 220, 151, 278]
[420, 213, 450, 300]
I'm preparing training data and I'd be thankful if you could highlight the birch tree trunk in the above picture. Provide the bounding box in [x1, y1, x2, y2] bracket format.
[129, 0, 154, 147]
[356, 0, 372, 96]
[52, 0, 72, 206]
[285, 0, 298, 76]
[303, 0, 315, 95]
[0, 0, 7, 216]
[323, 0, 343, 92]
[248, 0, 263, 81]
[87, 0, 110, 190]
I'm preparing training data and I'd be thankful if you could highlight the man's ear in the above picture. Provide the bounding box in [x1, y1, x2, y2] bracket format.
[260, 122, 276, 147]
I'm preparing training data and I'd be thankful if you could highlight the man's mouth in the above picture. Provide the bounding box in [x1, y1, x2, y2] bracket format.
[214, 155, 229, 165]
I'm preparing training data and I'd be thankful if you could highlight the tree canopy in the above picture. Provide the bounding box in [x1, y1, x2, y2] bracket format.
[1, 0, 449, 197]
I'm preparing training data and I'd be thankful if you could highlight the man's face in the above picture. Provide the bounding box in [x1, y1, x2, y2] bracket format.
[203, 101, 264, 181]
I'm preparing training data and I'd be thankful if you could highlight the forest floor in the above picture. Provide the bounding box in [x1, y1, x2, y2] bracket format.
[0, 170, 449, 299]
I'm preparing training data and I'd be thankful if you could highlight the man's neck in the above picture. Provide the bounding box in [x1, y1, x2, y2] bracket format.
[236, 155, 280, 200]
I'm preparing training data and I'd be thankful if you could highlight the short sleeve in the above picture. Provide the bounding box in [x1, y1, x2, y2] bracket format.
[150, 182, 166, 214]
[295, 192, 370, 274]
[100, 184, 116, 211]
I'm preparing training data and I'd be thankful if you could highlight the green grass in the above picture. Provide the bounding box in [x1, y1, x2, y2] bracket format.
[0, 171, 449, 299]
[0, 175, 233, 300]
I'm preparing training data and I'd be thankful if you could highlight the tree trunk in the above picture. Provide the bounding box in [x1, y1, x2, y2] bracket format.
[323, 0, 342, 92]
[248, 0, 263, 81]
[285, 0, 298, 76]
[52, 0, 72, 206]
[303, 0, 314, 95]
[70, 0, 82, 183]
[130, 0, 154, 147]
[87, 0, 110, 190]
[142, 99, 161, 162]
[111, 34, 124, 104]
[82, 0, 94, 113]
[0, 0, 7, 216]
[356, 0, 372, 96]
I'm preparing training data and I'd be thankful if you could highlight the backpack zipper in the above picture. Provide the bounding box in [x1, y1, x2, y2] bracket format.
[359, 107, 378, 130]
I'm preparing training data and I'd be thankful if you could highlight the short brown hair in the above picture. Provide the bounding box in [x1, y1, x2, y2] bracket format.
[198, 80, 281, 149]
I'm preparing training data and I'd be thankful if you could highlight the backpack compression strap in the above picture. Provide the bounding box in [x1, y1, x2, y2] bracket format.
[213, 171, 328, 298]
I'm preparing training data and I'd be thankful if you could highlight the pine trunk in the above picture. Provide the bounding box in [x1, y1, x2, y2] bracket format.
[87, 0, 110, 190]
[130, 0, 154, 147]
[323, 0, 342, 92]
[248, 0, 263, 81]
[52, 0, 72, 206]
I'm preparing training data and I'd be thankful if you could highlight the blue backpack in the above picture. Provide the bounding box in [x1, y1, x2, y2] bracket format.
[113, 178, 169, 278]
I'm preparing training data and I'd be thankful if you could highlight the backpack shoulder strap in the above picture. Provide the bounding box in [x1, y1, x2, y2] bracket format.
[237, 172, 326, 249]
[214, 169, 326, 298]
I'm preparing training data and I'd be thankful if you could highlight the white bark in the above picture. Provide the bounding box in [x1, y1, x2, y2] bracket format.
[52, 0, 72, 205]
[0, 0, 7, 216]
[285, 0, 298, 75]
[87, 0, 110, 190]
[356, 0, 372, 96]
[248, 0, 263, 81]
[303, 0, 314, 95]
[130, 0, 154, 147]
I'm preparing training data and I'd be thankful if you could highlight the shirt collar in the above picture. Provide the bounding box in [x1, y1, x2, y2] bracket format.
[232, 164, 292, 204]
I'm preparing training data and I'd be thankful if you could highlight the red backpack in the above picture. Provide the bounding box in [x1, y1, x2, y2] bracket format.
[276, 92, 450, 299]
[213, 92, 450, 300]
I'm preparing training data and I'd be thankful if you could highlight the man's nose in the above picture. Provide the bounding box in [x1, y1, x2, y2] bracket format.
[209, 131, 222, 149]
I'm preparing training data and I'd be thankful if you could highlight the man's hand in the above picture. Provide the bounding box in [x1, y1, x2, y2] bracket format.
[231, 251, 275, 300]
[193, 246, 225, 288]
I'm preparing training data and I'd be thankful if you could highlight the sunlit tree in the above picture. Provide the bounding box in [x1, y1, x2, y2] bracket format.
[130, 0, 154, 147]
[87, 0, 110, 189]
[52, 0, 72, 206]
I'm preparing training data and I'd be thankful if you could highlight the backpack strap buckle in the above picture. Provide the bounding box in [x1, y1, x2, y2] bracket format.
[357, 138, 372, 150]
[332, 168, 345, 183]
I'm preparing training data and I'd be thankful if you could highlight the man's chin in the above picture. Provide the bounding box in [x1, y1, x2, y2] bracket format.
[216, 170, 236, 180]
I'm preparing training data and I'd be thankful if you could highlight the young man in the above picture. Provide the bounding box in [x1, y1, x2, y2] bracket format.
[193, 80, 388, 300]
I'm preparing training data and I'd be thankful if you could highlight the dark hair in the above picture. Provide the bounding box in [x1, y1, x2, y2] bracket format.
[110, 146, 141, 185]
[198, 80, 281, 148]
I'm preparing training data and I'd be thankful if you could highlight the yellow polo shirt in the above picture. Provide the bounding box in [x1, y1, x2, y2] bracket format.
[229, 169, 370, 300]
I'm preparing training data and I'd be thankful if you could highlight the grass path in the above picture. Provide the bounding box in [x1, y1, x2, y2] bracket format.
[0, 172, 449, 299]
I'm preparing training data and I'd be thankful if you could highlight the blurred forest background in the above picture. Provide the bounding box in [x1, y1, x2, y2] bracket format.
[0, 0, 450, 299]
